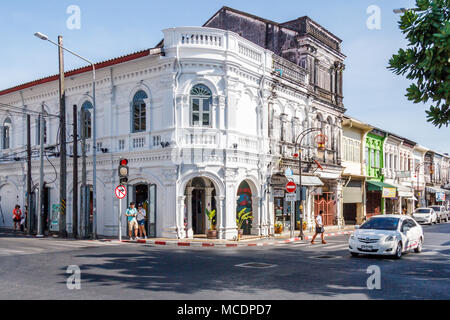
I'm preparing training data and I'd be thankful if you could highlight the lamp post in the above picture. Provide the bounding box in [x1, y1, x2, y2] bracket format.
[35, 32, 97, 239]
[294, 127, 323, 239]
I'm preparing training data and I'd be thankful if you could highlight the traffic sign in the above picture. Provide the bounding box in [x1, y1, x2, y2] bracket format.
[115, 185, 127, 199]
[285, 167, 293, 178]
[286, 181, 297, 193]
[285, 193, 296, 201]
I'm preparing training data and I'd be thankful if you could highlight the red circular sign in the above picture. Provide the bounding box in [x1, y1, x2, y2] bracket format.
[286, 181, 297, 193]
[115, 185, 127, 199]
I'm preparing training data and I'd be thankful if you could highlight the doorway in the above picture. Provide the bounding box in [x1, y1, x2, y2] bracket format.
[192, 189, 205, 235]
[343, 203, 357, 225]
[131, 183, 157, 238]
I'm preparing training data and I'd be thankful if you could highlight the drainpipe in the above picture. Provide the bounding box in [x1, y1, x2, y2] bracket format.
[257, 51, 267, 236]
[173, 29, 182, 239]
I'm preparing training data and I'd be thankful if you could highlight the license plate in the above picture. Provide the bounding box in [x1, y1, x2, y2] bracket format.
[361, 245, 373, 250]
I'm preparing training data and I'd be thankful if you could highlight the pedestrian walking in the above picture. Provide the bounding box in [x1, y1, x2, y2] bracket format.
[125, 202, 139, 240]
[136, 203, 147, 239]
[311, 210, 327, 244]
[13, 205, 22, 232]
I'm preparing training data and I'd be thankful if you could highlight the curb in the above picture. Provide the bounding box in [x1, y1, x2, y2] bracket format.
[99, 230, 354, 248]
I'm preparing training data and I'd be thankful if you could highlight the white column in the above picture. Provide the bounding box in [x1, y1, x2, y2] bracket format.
[220, 177, 238, 240]
[186, 187, 194, 238]
[251, 195, 261, 236]
[177, 195, 187, 239]
[215, 195, 226, 238]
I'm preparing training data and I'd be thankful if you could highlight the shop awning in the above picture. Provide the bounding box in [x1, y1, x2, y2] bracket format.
[367, 181, 397, 192]
[395, 185, 414, 198]
[290, 175, 324, 186]
[426, 186, 450, 194]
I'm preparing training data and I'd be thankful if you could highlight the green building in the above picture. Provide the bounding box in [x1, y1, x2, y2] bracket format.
[365, 129, 396, 217]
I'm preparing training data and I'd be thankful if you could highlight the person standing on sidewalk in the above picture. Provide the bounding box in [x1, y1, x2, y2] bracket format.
[311, 211, 327, 244]
[12, 205, 22, 232]
[136, 203, 147, 240]
[125, 202, 139, 240]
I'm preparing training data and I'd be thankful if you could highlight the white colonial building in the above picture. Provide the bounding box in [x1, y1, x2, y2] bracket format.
[0, 7, 349, 239]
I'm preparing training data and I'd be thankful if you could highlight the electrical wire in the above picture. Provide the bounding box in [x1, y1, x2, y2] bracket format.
[44, 151, 58, 184]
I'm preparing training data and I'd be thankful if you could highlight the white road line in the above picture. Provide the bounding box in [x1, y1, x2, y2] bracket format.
[322, 244, 349, 250]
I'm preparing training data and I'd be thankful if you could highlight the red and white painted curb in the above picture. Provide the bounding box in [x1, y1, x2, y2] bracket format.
[99, 230, 354, 248]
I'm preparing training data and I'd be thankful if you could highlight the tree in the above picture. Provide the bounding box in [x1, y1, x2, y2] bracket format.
[388, 0, 450, 127]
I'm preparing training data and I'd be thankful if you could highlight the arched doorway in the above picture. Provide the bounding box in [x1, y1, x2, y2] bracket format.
[185, 177, 217, 237]
[129, 183, 157, 238]
[237, 181, 253, 235]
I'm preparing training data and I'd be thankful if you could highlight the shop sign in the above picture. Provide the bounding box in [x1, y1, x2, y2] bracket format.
[436, 192, 446, 202]
[285, 193, 297, 202]
[285, 167, 293, 178]
[396, 171, 411, 178]
[270, 174, 288, 186]
[273, 189, 285, 198]
[382, 187, 397, 198]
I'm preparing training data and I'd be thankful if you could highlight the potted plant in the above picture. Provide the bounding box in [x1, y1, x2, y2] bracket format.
[206, 209, 217, 239]
[236, 208, 253, 241]
[275, 222, 283, 234]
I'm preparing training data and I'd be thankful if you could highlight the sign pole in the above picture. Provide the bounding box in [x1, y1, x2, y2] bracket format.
[119, 197, 122, 242]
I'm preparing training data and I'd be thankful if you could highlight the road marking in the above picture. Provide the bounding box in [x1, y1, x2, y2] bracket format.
[322, 244, 349, 250]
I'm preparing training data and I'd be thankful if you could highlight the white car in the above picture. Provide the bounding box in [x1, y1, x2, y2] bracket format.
[412, 208, 437, 225]
[349, 215, 424, 259]
[429, 206, 449, 223]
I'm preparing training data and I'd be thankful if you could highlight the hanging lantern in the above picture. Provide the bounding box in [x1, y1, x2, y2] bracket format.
[315, 133, 328, 151]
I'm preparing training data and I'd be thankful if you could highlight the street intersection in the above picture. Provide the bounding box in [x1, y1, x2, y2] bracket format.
[0, 223, 448, 300]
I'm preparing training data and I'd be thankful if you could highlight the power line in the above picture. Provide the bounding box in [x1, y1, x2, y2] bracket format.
[0, 102, 60, 118]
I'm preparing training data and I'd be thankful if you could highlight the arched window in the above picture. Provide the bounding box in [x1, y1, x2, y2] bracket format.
[132, 91, 148, 133]
[81, 101, 93, 139]
[190, 84, 212, 127]
[2, 117, 11, 150]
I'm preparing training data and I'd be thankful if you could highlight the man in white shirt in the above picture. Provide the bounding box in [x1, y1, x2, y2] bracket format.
[311, 210, 327, 244]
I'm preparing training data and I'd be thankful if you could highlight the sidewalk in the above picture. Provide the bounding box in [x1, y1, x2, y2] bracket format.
[1, 226, 355, 249]
[106, 226, 356, 248]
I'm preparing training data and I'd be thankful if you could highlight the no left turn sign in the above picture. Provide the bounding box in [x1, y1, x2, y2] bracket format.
[115, 185, 127, 199]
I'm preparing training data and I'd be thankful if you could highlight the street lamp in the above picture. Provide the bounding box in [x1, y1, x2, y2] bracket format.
[294, 127, 323, 240]
[393, 8, 408, 14]
[35, 32, 98, 239]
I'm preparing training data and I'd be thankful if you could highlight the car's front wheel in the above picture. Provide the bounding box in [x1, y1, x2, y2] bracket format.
[350, 252, 359, 257]
[414, 238, 423, 253]
[394, 241, 403, 259]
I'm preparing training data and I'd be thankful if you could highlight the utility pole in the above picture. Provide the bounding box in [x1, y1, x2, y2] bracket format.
[58, 35, 68, 238]
[81, 108, 88, 239]
[37, 105, 45, 237]
[26, 115, 32, 235]
[72, 105, 78, 238]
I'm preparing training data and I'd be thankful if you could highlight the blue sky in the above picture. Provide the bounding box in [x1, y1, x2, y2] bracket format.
[0, 0, 448, 153]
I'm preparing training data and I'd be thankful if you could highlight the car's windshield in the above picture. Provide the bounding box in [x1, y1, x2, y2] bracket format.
[430, 207, 441, 212]
[415, 209, 430, 214]
[360, 217, 399, 231]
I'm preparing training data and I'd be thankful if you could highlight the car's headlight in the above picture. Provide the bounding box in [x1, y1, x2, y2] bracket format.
[385, 236, 395, 242]
[350, 235, 355, 240]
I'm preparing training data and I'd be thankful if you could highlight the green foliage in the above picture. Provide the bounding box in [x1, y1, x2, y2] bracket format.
[205, 209, 216, 230]
[236, 208, 253, 230]
[388, 0, 450, 127]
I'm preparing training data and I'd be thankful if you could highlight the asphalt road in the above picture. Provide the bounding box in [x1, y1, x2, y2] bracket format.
[0, 222, 449, 300]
